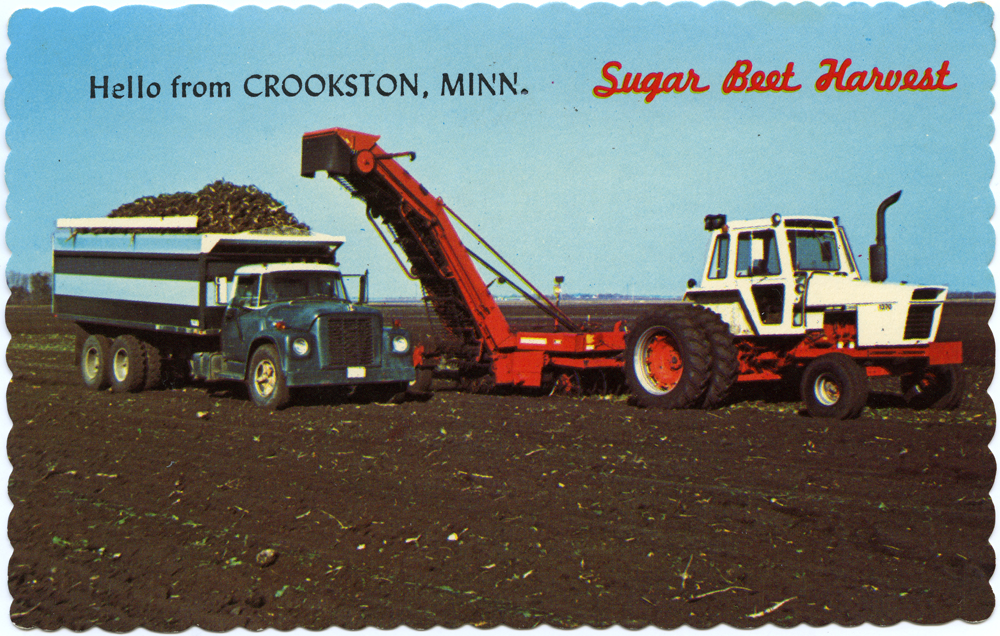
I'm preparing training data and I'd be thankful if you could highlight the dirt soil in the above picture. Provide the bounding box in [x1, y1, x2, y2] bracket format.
[6, 302, 995, 630]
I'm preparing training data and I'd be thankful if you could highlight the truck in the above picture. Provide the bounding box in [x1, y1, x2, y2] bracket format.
[299, 127, 964, 420]
[52, 220, 416, 408]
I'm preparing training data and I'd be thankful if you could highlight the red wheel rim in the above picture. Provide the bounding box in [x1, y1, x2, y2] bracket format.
[642, 332, 683, 392]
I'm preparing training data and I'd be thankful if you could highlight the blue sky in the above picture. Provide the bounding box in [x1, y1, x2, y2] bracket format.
[3, 1, 995, 297]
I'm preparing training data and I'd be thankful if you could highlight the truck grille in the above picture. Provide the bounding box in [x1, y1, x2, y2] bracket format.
[323, 314, 378, 367]
[903, 304, 938, 340]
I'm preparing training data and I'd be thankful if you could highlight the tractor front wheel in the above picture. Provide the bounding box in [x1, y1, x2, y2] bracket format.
[801, 354, 869, 419]
[625, 308, 712, 409]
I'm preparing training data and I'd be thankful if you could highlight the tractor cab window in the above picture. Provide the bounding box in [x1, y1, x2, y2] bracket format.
[260, 271, 348, 304]
[735, 230, 781, 277]
[708, 234, 730, 279]
[788, 229, 840, 271]
[232, 275, 260, 307]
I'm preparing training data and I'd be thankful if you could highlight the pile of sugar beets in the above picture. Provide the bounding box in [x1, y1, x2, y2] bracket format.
[108, 180, 310, 234]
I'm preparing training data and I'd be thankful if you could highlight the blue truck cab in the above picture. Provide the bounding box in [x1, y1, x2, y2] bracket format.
[52, 224, 415, 408]
[213, 262, 415, 406]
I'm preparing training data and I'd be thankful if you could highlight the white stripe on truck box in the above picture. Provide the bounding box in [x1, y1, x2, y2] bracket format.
[54, 274, 221, 307]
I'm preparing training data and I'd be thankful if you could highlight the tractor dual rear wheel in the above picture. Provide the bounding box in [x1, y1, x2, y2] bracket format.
[801, 353, 869, 419]
[625, 307, 712, 409]
[689, 306, 738, 408]
[901, 364, 964, 410]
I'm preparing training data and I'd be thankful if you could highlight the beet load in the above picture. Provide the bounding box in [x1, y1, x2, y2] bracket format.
[108, 180, 309, 234]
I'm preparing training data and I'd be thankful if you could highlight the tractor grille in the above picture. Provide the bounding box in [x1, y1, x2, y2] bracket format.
[322, 314, 378, 367]
[903, 304, 938, 340]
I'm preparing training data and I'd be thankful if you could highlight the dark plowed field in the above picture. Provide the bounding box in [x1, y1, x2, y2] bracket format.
[6, 302, 995, 630]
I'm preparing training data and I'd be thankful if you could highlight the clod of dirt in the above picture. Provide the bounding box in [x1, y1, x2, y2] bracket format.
[255, 548, 278, 568]
[107, 180, 310, 234]
[245, 594, 266, 609]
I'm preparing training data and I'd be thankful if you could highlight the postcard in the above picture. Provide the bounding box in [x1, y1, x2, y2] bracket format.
[2, 0, 995, 632]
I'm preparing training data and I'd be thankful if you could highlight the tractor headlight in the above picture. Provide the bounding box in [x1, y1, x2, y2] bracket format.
[291, 337, 310, 357]
[391, 334, 410, 354]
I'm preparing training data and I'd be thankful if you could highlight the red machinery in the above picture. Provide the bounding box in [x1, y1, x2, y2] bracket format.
[301, 128, 628, 390]
[301, 128, 964, 419]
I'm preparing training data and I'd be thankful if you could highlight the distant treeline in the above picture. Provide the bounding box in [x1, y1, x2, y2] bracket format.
[6, 272, 53, 306]
[5, 270, 993, 306]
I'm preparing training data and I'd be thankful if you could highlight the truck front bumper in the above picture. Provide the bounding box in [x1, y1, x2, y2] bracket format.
[284, 363, 415, 388]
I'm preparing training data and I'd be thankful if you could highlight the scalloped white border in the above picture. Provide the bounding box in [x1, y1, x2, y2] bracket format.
[0, 3, 995, 636]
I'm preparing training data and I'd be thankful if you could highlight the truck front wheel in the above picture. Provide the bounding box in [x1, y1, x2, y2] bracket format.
[247, 345, 290, 409]
[801, 354, 869, 419]
[81, 334, 111, 390]
[109, 335, 147, 393]
[625, 308, 712, 409]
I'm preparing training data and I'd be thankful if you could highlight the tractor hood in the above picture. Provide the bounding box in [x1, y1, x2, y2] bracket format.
[805, 274, 948, 308]
[805, 274, 947, 346]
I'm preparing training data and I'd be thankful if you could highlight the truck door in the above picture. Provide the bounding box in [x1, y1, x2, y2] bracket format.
[221, 274, 262, 373]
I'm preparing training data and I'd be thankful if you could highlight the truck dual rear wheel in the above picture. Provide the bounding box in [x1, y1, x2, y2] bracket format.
[625, 308, 712, 409]
[801, 354, 869, 419]
[81, 334, 111, 390]
[143, 341, 163, 390]
[110, 335, 147, 393]
[248, 345, 290, 409]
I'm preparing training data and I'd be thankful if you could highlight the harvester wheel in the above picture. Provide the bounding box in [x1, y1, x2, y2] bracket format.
[901, 364, 964, 410]
[409, 368, 434, 393]
[80, 334, 111, 391]
[109, 335, 147, 393]
[356, 381, 409, 404]
[625, 307, 712, 409]
[801, 354, 869, 419]
[247, 345, 290, 409]
[690, 305, 739, 408]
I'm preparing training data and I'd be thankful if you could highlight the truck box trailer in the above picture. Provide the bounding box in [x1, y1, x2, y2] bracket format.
[53, 223, 415, 408]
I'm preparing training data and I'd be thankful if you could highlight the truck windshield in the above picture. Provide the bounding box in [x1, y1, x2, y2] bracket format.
[260, 271, 347, 304]
[787, 229, 841, 272]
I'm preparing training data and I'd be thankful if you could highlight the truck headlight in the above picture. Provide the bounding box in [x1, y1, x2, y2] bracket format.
[391, 334, 410, 353]
[291, 337, 310, 357]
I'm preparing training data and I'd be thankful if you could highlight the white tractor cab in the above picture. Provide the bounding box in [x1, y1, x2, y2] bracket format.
[686, 211, 947, 345]
[626, 191, 963, 419]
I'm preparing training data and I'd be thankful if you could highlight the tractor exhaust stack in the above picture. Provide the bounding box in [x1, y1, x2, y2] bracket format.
[869, 190, 902, 283]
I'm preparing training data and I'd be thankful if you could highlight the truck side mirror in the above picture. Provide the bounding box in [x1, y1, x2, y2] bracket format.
[358, 270, 368, 305]
[215, 277, 228, 305]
